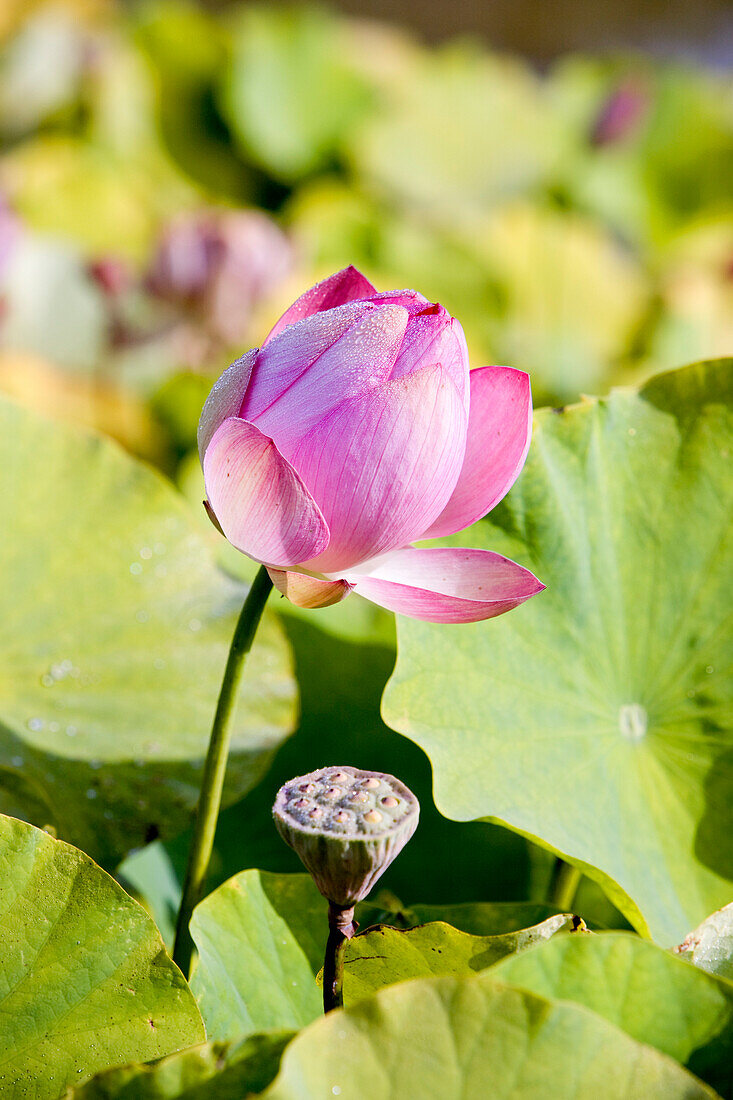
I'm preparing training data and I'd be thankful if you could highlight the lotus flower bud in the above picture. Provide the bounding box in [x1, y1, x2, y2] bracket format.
[273, 766, 419, 907]
[198, 266, 545, 623]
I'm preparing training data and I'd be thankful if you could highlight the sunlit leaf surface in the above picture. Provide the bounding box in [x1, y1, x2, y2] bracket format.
[0, 398, 297, 866]
[0, 814, 204, 1096]
[261, 972, 717, 1099]
[492, 931, 733, 1096]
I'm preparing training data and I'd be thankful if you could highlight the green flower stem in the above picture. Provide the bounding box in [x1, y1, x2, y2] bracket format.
[173, 565, 273, 976]
[550, 858, 583, 912]
[323, 903, 356, 1013]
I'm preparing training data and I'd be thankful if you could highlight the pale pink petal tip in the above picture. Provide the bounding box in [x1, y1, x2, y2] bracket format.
[264, 265, 377, 344]
[423, 366, 532, 540]
[203, 417, 330, 568]
[351, 546, 544, 624]
[267, 569, 354, 609]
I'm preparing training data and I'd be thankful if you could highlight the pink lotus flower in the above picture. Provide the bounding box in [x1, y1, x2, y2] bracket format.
[198, 267, 544, 623]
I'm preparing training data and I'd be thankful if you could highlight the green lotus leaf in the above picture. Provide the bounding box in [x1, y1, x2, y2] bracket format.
[66, 1032, 295, 1099]
[491, 931, 733, 1096]
[221, 5, 372, 181]
[133, 0, 254, 202]
[0, 397, 297, 866]
[0, 814, 204, 1096]
[188, 869, 590, 1042]
[383, 360, 733, 944]
[0, 234, 107, 372]
[189, 869, 325, 1041]
[340, 916, 581, 1004]
[383, 900, 565, 935]
[0, 9, 85, 136]
[1, 137, 159, 262]
[261, 972, 717, 1099]
[349, 43, 570, 218]
[675, 903, 733, 982]
[471, 201, 650, 403]
[185, 872, 314, 1041]
[647, 219, 733, 373]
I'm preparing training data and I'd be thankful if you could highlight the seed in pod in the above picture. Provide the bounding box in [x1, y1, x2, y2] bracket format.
[272, 765, 419, 907]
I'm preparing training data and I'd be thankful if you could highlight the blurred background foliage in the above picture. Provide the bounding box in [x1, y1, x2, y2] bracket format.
[1, 0, 731, 454]
[1, 0, 730, 930]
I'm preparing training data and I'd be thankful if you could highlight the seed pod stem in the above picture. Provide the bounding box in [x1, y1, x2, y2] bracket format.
[273, 766, 419, 1014]
[323, 902, 357, 1013]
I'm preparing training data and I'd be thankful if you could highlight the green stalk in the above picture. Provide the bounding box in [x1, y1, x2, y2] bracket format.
[322, 903, 356, 1013]
[173, 565, 273, 976]
[550, 858, 583, 912]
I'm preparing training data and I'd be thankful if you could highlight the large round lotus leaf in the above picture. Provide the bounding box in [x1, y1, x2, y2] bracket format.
[490, 931, 733, 1095]
[0, 397, 296, 866]
[384, 360, 733, 945]
[0, 814, 204, 1096]
[261, 972, 717, 1099]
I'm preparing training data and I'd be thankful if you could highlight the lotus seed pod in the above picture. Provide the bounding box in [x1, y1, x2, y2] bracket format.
[273, 766, 419, 906]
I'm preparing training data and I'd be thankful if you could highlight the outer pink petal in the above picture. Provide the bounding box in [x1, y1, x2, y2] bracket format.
[267, 569, 354, 609]
[422, 366, 532, 540]
[295, 364, 467, 574]
[242, 303, 410, 454]
[350, 546, 545, 623]
[197, 349, 257, 463]
[264, 265, 377, 344]
[203, 417, 329, 568]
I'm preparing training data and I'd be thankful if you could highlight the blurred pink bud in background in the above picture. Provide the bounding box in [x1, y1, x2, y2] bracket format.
[591, 77, 649, 147]
[146, 208, 294, 356]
